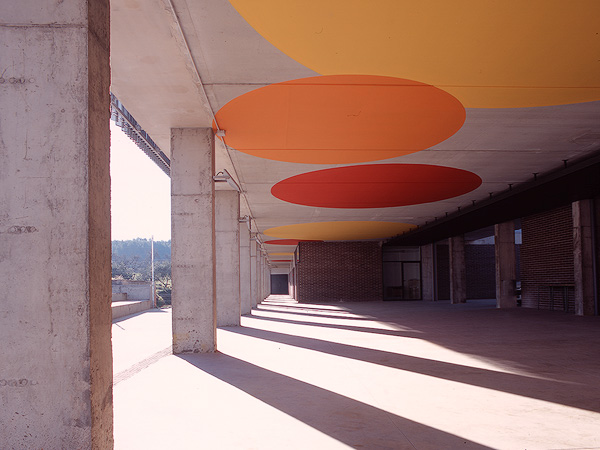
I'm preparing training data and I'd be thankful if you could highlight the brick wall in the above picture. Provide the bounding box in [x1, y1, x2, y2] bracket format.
[521, 205, 575, 311]
[296, 241, 382, 302]
[465, 244, 496, 299]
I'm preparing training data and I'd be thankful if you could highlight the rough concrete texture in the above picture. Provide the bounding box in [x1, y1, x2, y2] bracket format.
[239, 225, 252, 315]
[216, 190, 241, 326]
[113, 296, 600, 449]
[171, 128, 216, 353]
[0, 1, 113, 447]
[450, 235, 467, 304]
[573, 200, 596, 315]
[495, 221, 517, 308]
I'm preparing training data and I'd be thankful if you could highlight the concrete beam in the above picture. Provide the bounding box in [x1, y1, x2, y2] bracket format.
[171, 128, 216, 352]
[449, 235, 467, 304]
[216, 190, 241, 326]
[0, 1, 113, 446]
[573, 200, 596, 316]
[495, 221, 518, 308]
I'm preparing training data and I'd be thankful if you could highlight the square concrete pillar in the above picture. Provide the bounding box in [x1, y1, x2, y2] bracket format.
[171, 128, 216, 353]
[240, 224, 252, 315]
[258, 249, 265, 303]
[421, 244, 436, 301]
[250, 238, 258, 308]
[449, 235, 467, 304]
[216, 190, 241, 326]
[0, 1, 113, 447]
[573, 200, 596, 316]
[264, 255, 270, 299]
[495, 221, 518, 308]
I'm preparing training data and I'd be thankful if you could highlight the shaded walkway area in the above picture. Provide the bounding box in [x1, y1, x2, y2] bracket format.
[113, 296, 600, 449]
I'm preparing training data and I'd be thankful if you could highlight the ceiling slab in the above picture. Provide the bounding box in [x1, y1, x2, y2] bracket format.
[111, 0, 600, 265]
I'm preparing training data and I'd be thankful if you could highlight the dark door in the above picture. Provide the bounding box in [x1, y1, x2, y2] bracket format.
[271, 274, 289, 295]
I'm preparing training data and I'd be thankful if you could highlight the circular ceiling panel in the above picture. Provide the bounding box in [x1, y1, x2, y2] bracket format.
[271, 164, 482, 208]
[215, 75, 465, 164]
[229, 0, 600, 108]
[264, 221, 416, 241]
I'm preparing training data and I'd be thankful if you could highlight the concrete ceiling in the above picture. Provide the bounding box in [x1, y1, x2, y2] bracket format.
[111, 0, 600, 268]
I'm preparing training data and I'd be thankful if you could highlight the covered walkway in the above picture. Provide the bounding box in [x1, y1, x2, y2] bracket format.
[113, 296, 600, 449]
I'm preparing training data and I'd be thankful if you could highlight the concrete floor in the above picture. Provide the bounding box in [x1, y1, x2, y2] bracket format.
[112, 296, 600, 449]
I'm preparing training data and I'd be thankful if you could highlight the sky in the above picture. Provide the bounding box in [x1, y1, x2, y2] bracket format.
[110, 121, 171, 241]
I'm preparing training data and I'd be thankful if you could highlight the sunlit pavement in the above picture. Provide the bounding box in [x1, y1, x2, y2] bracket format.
[113, 296, 600, 449]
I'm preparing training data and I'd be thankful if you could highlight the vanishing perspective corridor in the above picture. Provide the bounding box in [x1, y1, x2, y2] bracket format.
[113, 297, 600, 449]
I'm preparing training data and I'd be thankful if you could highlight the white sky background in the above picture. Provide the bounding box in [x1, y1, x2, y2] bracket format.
[110, 121, 171, 241]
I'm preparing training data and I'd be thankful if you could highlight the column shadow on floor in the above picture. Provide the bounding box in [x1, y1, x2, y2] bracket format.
[225, 324, 600, 414]
[256, 304, 377, 321]
[177, 352, 493, 449]
[248, 313, 423, 338]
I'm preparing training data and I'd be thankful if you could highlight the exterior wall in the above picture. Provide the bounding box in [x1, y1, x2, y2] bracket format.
[465, 244, 496, 299]
[112, 280, 151, 301]
[521, 205, 575, 311]
[297, 242, 382, 302]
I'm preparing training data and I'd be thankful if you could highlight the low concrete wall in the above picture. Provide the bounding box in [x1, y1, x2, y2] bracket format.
[112, 279, 151, 301]
[112, 292, 127, 301]
[111, 300, 152, 320]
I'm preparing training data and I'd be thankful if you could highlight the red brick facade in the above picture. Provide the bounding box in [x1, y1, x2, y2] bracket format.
[521, 205, 575, 311]
[296, 241, 383, 302]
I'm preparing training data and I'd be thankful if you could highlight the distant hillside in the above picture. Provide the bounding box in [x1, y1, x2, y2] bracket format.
[112, 238, 171, 261]
[112, 238, 171, 281]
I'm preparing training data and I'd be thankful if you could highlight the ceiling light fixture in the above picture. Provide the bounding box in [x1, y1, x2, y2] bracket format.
[213, 169, 241, 192]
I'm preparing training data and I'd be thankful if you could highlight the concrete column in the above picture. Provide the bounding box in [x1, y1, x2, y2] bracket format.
[0, 2, 113, 447]
[259, 253, 266, 301]
[421, 244, 436, 301]
[216, 190, 241, 326]
[495, 221, 517, 308]
[255, 245, 263, 305]
[240, 224, 252, 315]
[264, 259, 271, 298]
[573, 200, 596, 316]
[171, 128, 216, 353]
[449, 235, 467, 304]
[250, 238, 258, 308]
[258, 253, 263, 301]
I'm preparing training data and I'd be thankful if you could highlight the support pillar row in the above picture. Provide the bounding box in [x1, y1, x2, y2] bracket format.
[573, 199, 596, 316]
[495, 221, 517, 308]
[250, 238, 258, 308]
[421, 244, 436, 301]
[171, 128, 216, 353]
[240, 224, 252, 315]
[449, 235, 467, 304]
[216, 190, 241, 326]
